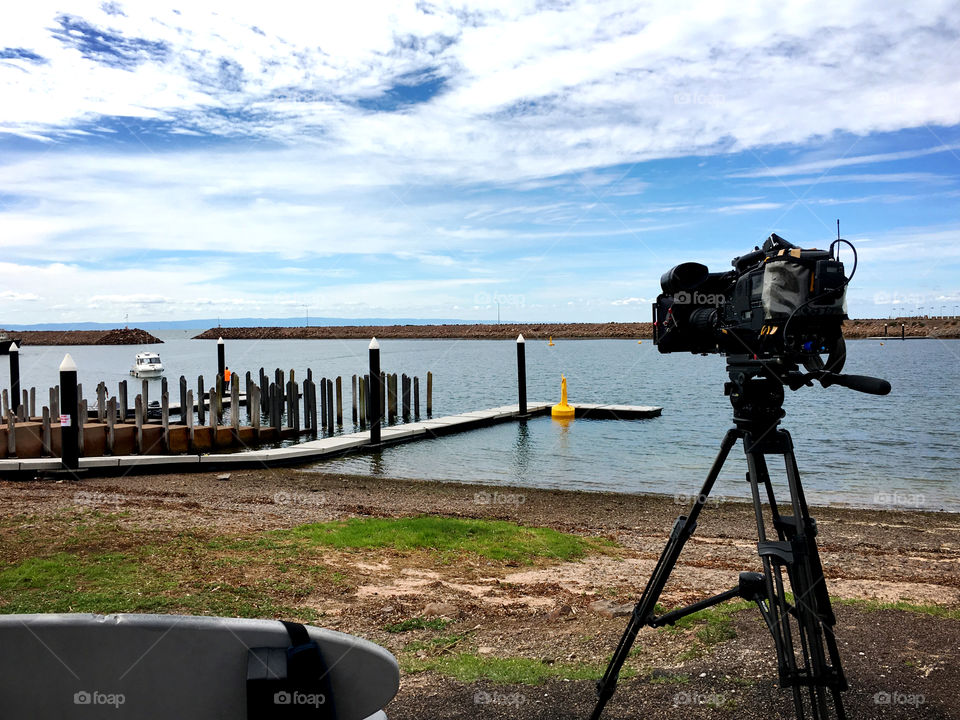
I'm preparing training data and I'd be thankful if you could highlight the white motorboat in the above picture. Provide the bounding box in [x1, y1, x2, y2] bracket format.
[131, 351, 164, 378]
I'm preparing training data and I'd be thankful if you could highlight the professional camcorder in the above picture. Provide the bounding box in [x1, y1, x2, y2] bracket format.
[651, 233, 891, 394]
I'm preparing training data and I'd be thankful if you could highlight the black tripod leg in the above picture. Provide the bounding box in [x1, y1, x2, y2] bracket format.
[589, 429, 739, 720]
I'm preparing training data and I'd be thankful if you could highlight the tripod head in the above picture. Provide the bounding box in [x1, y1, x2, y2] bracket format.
[725, 355, 890, 433]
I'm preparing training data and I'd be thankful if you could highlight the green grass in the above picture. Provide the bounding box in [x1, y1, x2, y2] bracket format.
[276, 516, 600, 563]
[835, 597, 960, 620]
[401, 652, 634, 684]
[385, 616, 454, 633]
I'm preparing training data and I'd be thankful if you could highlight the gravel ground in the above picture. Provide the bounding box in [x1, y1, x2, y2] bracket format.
[2, 469, 958, 719]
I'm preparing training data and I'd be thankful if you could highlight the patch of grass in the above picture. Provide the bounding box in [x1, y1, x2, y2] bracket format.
[658, 600, 752, 661]
[278, 516, 600, 563]
[385, 616, 454, 633]
[835, 597, 960, 620]
[401, 653, 634, 684]
[648, 671, 690, 684]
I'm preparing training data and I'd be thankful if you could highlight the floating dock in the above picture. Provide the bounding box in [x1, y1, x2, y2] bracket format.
[0, 402, 661, 476]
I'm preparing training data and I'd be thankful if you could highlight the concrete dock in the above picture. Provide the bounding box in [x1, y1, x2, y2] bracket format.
[0, 402, 661, 476]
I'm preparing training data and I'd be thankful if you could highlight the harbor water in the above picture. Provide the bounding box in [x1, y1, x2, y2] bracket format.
[1, 333, 957, 511]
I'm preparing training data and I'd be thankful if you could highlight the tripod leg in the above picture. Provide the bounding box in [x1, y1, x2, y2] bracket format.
[589, 429, 739, 720]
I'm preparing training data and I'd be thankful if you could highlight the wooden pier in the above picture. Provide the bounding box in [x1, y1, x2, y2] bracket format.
[0, 402, 661, 476]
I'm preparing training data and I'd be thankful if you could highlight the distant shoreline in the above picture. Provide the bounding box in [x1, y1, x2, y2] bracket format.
[3, 318, 957, 345]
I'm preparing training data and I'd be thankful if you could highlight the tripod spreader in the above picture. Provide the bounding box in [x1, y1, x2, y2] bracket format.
[649, 572, 767, 629]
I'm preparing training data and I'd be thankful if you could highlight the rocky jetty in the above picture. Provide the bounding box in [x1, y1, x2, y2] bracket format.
[5, 328, 163, 346]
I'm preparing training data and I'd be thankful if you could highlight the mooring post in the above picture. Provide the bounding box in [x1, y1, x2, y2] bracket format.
[179, 376, 188, 425]
[320, 378, 328, 434]
[402, 373, 410, 421]
[387, 373, 397, 423]
[351, 374, 358, 426]
[326, 379, 333, 433]
[217, 336, 225, 379]
[106, 398, 116, 454]
[358, 375, 366, 428]
[336, 376, 343, 426]
[78, 400, 87, 454]
[97, 382, 106, 422]
[368, 338, 381, 445]
[119, 380, 128, 422]
[275, 368, 284, 416]
[380, 371, 386, 422]
[42, 407, 51, 456]
[414, 376, 420, 419]
[29, 387, 35, 419]
[426, 371, 433, 418]
[8, 343, 20, 417]
[186, 390, 194, 449]
[141, 379, 149, 415]
[19, 389, 27, 422]
[215, 374, 223, 425]
[197, 375, 206, 425]
[517, 333, 527, 416]
[6, 412, 14, 458]
[901, 323, 905, 340]
[135, 395, 144, 453]
[250, 386, 260, 436]
[161, 391, 170, 452]
[1, 389, 7, 417]
[52, 385, 59, 418]
[245, 371, 252, 422]
[59, 354, 79, 470]
[231, 372, 240, 432]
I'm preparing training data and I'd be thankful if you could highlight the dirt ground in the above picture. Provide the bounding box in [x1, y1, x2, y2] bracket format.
[2, 468, 959, 719]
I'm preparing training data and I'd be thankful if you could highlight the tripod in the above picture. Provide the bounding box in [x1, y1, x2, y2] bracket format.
[591, 369, 848, 720]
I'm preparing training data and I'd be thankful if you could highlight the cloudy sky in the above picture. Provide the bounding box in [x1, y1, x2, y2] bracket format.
[2, 1, 959, 325]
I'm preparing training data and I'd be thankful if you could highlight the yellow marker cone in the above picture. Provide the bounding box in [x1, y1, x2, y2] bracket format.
[551, 375, 575, 421]
[548, 336, 555, 346]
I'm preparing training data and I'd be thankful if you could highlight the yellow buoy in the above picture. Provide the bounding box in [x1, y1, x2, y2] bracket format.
[551, 375, 575, 420]
[637, 340, 642, 344]
[548, 336, 555, 346]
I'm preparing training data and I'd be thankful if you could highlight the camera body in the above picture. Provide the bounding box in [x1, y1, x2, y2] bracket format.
[652, 234, 848, 366]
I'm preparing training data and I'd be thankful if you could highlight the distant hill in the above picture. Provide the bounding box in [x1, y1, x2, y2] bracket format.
[0, 317, 474, 331]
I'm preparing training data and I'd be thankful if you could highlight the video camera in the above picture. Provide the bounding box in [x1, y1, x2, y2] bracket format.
[652, 233, 889, 395]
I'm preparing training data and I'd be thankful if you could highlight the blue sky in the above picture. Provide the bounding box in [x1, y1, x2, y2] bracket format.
[1, 1, 959, 324]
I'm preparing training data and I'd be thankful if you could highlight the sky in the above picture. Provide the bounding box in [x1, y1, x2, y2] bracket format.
[1, 1, 959, 325]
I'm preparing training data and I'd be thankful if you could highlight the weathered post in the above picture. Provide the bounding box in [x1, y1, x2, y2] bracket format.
[351, 374, 358, 426]
[6, 412, 14, 457]
[215, 374, 224, 425]
[106, 398, 116, 454]
[179, 376, 188, 425]
[414, 376, 420, 420]
[231, 372, 240, 432]
[29, 387, 35, 419]
[368, 338, 381, 445]
[97, 382, 106, 422]
[52, 385, 59, 418]
[426, 371, 433, 418]
[59, 354, 79, 470]
[380, 371, 386, 422]
[197, 375, 206, 426]
[250, 386, 260, 436]
[217, 336, 225, 378]
[135, 395, 144, 454]
[119, 380, 128, 422]
[1, 390, 7, 417]
[19, 390, 27, 422]
[388, 373, 397, 423]
[8, 343, 20, 417]
[141, 379, 149, 415]
[161, 391, 170, 452]
[358, 375, 366, 428]
[186, 390, 195, 449]
[517, 333, 527, 416]
[901, 323, 906, 340]
[336, 376, 343, 426]
[402, 374, 410, 422]
[320, 378, 328, 433]
[42, 406, 51, 456]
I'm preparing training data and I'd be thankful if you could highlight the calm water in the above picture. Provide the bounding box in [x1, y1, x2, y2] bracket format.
[2, 333, 958, 510]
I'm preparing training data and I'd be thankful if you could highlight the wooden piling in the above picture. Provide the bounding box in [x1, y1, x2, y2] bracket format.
[29, 387, 36, 419]
[274, 369, 284, 416]
[320, 378, 328, 433]
[135, 395, 144, 454]
[380, 371, 386, 422]
[336, 376, 343, 426]
[245, 371, 252, 423]
[215, 374, 223, 425]
[20, 390, 28, 421]
[141, 379, 148, 413]
[290, 380, 300, 434]
[186, 390, 195, 448]
[197, 375, 206, 425]
[119, 381, 128, 422]
[97, 383, 106, 422]
[231, 373, 240, 431]
[250, 386, 260, 432]
[402, 373, 410, 421]
[426, 371, 433, 417]
[42, 407, 51, 456]
[358, 375, 366, 428]
[107, 398, 116, 454]
[326, 378, 334, 433]
[179, 376, 188, 425]
[351, 374, 358, 425]
[51, 386, 60, 420]
[78, 400, 87, 455]
[6, 412, 15, 457]
[161, 392, 170, 452]
[272, 383, 282, 432]
[414, 376, 420, 419]
[1, 389, 7, 418]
